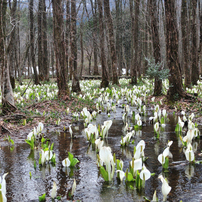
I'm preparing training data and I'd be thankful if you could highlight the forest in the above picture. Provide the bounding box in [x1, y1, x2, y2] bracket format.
[0, 0, 202, 201]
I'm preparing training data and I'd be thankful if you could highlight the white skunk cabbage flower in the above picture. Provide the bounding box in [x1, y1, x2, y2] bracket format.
[154, 122, 159, 132]
[50, 181, 57, 199]
[95, 138, 104, 151]
[152, 190, 158, 201]
[62, 157, 70, 167]
[130, 158, 142, 172]
[37, 122, 44, 134]
[0, 173, 8, 201]
[134, 140, 145, 159]
[185, 143, 195, 162]
[140, 165, 151, 181]
[71, 179, 76, 196]
[116, 170, 125, 181]
[158, 175, 171, 201]
[69, 125, 73, 138]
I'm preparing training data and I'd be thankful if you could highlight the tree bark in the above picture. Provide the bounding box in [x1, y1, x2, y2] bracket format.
[38, 0, 43, 80]
[70, 0, 81, 92]
[52, 0, 70, 98]
[65, 0, 70, 81]
[42, 0, 49, 81]
[149, 0, 162, 96]
[104, 0, 119, 85]
[90, 0, 99, 75]
[98, 0, 109, 88]
[7, 0, 17, 89]
[130, 0, 140, 85]
[165, 0, 186, 101]
[0, 0, 16, 114]
[182, 0, 191, 87]
[115, 0, 123, 76]
[30, 0, 40, 85]
[191, 0, 199, 85]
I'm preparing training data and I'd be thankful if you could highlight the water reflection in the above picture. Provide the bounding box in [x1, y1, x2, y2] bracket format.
[1, 111, 202, 201]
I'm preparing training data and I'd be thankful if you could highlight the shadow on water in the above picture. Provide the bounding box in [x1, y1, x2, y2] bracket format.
[1, 107, 202, 201]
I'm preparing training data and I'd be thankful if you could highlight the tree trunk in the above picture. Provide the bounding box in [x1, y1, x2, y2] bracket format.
[42, 0, 49, 81]
[0, 0, 16, 114]
[66, 0, 70, 81]
[90, 0, 99, 75]
[115, 0, 123, 76]
[70, 0, 81, 92]
[182, 0, 191, 87]
[191, 0, 199, 85]
[98, 0, 109, 88]
[165, 0, 186, 101]
[104, 0, 119, 85]
[149, 0, 162, 96]
[7, 0, 17, 89]
[53, 0, 70, 98]
[79, 6, 84, 78]
[130, 0, 140, 85]
[38, 0, 43, 80]
[30, 0, 40, 85]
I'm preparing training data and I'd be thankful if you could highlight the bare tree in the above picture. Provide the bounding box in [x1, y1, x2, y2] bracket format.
[90, 0, 99, 75]
[7, 0, 17, 89]
[130, 0, 140, 85]
[42, 0, 49, 81]
[98, 0, 109, 87]
[104, 0, 119, 85]
[70, 0, 81, 92]
[165, 0, 186, 101]
[149, 0, 162, 95]
[30, 0, 40, 85]
[52, 0, 70, 98]
[182, 0, 191, 87]
[38, 0, 43, 80]
[191, 0, 199, 85]
[0, 0, 16, 114]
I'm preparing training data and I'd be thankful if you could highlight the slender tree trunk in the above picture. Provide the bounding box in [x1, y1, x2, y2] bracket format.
[104, 0, 119, 85]
[70, 0, 81, 92]
[90, 0, 99, 75]
[38, 0, 43, 80]
[79, 6, 84, 78]
[30, 0, 40, 85]
[200, 0, 202, 75]
[17, 3, 22, 85]
[66, 0, 70, 81]
[52, 0, 70, 98]
[191, 0, 199, 85]
[98, 0, 109, 88]
[182, 0, 191, 87]
[115, 0, 123, 76]
[42, 0, 49, 81]
[165, 0, 186, 101]
[130, 0, 140, 85]
[7, 0, 17, 89]
[149, 0, 162, 95]
[0, 0, 16, 114]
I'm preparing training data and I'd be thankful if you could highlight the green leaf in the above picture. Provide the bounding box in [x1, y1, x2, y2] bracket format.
[126, 172, 135, 182]
[100, 166, 109, 181]
[39, 193, 46, 202]
[50, 143, 54, 150]
[70, 158, 79, 167]
[68, 152, 74, 162]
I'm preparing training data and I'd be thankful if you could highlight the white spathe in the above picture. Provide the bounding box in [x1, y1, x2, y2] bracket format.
[50, 181, 57, 199]
[62, 157, 71, 167]
[140, 165, 151, 181]
[158, 175, 171, 201]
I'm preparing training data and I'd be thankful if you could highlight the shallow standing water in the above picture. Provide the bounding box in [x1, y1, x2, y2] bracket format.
[1, 105, 202, 202]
